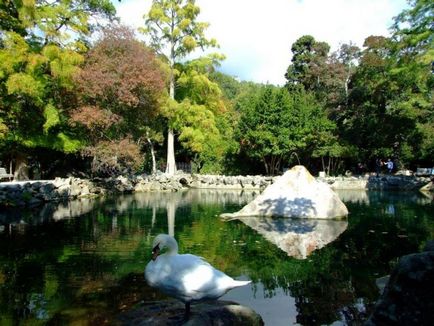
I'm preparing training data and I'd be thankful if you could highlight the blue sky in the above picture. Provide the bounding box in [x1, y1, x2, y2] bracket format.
[114, 0, 409, 85]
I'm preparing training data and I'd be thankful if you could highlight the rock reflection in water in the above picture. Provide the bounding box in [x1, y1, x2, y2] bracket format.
[232, 216, 348, 259]
[335, 189, 370, 204]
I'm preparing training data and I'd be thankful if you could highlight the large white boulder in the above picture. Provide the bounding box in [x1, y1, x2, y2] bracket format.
[221, 165, 348, 219]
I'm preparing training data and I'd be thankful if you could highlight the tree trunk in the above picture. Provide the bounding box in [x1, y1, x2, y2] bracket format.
[263, 157, 269, 175]
[146, 135, 157, 175]
[166, 46, 177, 175]
[344, 73, 350, 104]
[270, 156, 282, 175]
[166, 129, 176, 175]
[14, 155, 29, 181]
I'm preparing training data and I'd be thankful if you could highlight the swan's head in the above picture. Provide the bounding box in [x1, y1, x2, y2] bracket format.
[151, 234, 179, 261]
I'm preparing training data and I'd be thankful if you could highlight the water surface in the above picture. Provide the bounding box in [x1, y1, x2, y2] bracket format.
[0, 189, 433, 325]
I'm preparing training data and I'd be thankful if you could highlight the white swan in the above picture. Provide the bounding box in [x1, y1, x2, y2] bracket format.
[145, 234, 251, 315]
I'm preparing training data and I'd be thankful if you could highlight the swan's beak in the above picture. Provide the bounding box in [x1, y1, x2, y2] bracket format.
[151, 243, 160, 261]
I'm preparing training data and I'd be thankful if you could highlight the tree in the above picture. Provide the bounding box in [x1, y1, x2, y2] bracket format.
[142, 0, 217, 175]
[285, 35, 330, 99]
[236, 85, 335, 175]
[335, 43, 361, 102]
[340, 0, 433, 170]
[342, 35, 425, 167]
[323, 43, 361, 120]
[390, 0, 434, 164]
[71, 26, 165, 176]
[169, 55, 235, 173]
[0, 0, 116, 179]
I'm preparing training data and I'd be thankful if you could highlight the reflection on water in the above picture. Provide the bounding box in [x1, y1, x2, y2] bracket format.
[0, 197, 102, 225]
[0, 189, 432, 325]
[0, 189, 258, 227]
[232, 216, 348, 259]
[335, 189, 370, 204]
[335, 189, 433, 205]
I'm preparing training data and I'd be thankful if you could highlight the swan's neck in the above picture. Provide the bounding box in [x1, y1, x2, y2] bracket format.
[165, 236, 179, 255]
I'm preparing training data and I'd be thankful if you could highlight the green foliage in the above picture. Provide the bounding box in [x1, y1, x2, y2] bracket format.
[143, 0, 217, 61]
[0, 0, 116, 168]
[174, 101, 219, 153]
[143, 0, 219, 174]
[342, 21, 432, 166]
[169, 56, 234, 173]
[388, 0, 434, 164]
[48, 49, 84, 89]
[0, 118, 8, 139]
[236, 85, 336, 175]
[17, 132, 83, 153]
[277, 1, 433, 170]
[0, 0, 432, 176]
[43, 104, 60, 134]
[6, 72, 43, 98]
[285, 35, 330, 97]
[392, 0, 434, 62]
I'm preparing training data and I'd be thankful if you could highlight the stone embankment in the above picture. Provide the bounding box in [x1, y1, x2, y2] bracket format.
[0, 173, 431, 207]
[0, 174, 274, 207]
[321, 174, 432, 191]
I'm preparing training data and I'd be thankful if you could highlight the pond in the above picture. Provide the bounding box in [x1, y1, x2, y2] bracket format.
[0, 189, 433, 325]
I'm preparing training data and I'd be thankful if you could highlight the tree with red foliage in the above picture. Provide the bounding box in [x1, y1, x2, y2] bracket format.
[71, 25, 166, 176]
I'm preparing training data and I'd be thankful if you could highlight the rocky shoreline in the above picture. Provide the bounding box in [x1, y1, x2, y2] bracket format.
[0, 173, 432, 207]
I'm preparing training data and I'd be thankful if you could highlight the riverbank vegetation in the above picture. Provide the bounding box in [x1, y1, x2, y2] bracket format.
[0, 0, 432, 178]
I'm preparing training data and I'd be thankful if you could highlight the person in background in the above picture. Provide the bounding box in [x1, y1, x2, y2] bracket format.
[375, 158, 383, 177]
[386, 158, 394, 174]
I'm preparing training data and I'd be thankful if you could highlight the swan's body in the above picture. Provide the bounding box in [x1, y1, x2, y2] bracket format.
[145, 234, 250, 314]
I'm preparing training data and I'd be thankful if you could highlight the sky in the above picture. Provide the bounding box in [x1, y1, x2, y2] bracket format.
[114, 0, 409, 85]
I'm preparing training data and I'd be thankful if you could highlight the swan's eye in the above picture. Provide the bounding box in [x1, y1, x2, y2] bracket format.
[152, 243, 160, 253]
[151, 243, 161, 261]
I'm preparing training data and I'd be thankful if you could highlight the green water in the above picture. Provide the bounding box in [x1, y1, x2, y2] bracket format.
[0, 189, 433, 325]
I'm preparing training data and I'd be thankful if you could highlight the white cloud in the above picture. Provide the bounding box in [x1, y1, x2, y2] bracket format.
[114, 0, 409, 85]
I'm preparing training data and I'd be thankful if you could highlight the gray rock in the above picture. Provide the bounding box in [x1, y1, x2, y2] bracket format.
[57, 184, 71, 197]
[118, 300, 264, 326]
[221, 166, 348, 219]
[366, 249, 434, 325]
[70, 182, 82, 197]
[78, 185, 90, 197]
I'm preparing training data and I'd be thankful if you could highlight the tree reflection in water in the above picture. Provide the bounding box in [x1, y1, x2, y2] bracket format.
[0, 189, 432, 325]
